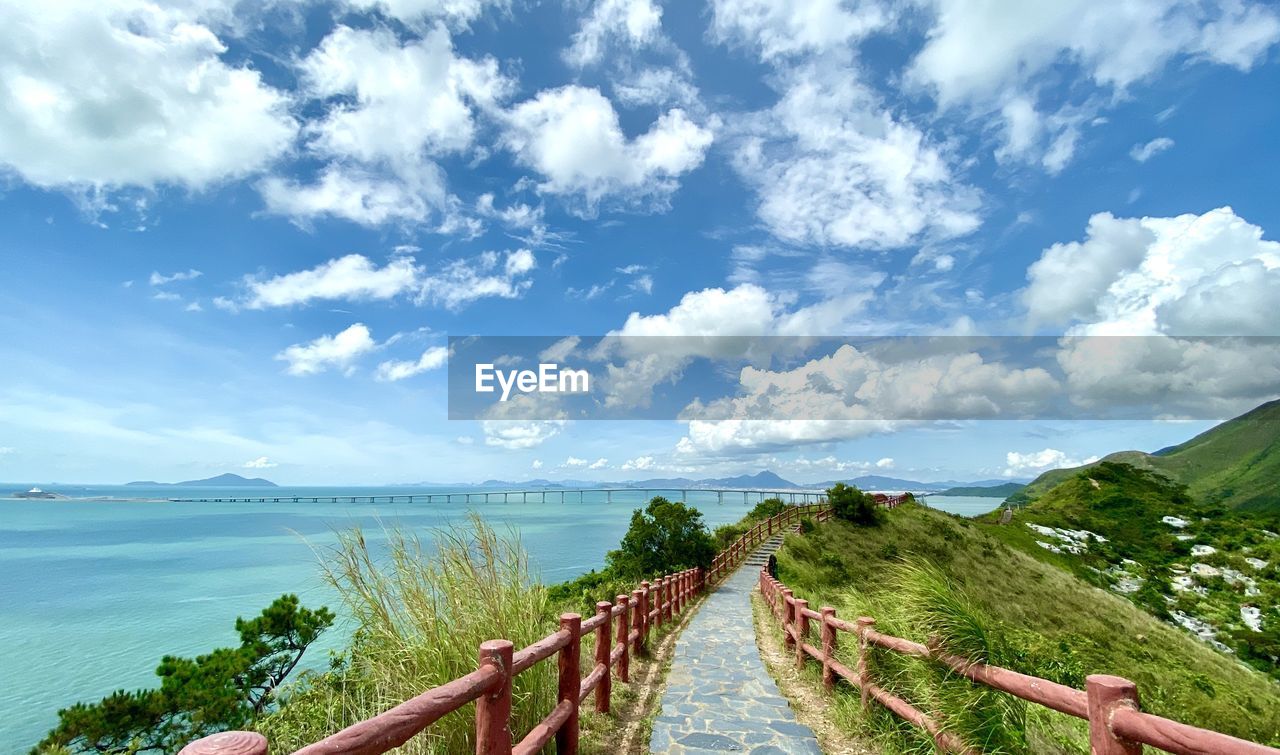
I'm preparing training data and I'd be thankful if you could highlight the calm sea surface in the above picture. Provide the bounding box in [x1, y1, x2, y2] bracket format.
[0, 485, 999, 750]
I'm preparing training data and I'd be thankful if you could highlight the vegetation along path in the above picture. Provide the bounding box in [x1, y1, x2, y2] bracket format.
[650, 535, 821, 754]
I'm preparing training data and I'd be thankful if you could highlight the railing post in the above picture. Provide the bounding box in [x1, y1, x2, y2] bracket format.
[794, 599, 809, 667]
[557, 613, 582, 755]
[782, 589, 795, 648]
[476, 639, 513, 755]
[821, 607, 837, 691]
[640, 581, 651, 643]
[1087, 675, 1142, 755]
[178, 732, 268, 755]
[595, 601, 613, 713]
[663, 576, 673, 624]
[616, 594, 631, 683]
[856, 617, 875, 710]
[631, 588, 645, 655]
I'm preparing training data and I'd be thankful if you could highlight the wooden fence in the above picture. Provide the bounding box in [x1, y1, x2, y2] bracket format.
[759, 569, 1280, 755]
[179, 501, 825, 755]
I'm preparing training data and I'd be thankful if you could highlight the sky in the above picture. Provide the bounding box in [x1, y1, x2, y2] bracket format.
[1, 0, 1279, 485]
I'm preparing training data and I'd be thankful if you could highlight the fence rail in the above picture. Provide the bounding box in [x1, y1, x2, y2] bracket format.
[759, 569, 1280, 755]
[179, 503, 819, 755]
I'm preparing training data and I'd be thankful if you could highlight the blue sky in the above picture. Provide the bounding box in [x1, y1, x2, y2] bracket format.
[2, 0, 1279, 485]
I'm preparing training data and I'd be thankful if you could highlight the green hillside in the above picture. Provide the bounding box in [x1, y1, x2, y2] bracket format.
[981, 462, 1280, 681]
[1011, 399, 1280, 511]
[773, 504, 1280, 752]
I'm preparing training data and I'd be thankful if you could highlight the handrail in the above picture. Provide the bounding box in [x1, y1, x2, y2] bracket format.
[759, 569, 1280, 755]
[179, 501, 830, 755]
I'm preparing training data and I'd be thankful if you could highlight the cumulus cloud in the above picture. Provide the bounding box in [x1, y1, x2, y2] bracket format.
[0, 1, 295, 192]
[531, 459, 544, 469]
[907, 0, 1280, 172]
[730, 61, 980, 250]
[565, 0, 664, 67]
[1023, 207, 1280, 335]
[1003, 448, 1099, 477]
[247, 254, 420, 309]
[709, 0, 891, 60]
[261, 23, 511, 229]
[376, 345, 449, 382]
[343, 0, 507, 27]
[622, 455, 655, 470]
[1130, 137, 1175, 162]
[588, 457, 609, 469]
[481, 420, 566, 449]
[502, 85, 714, 211]
[276, 324, 377, 376]
[242, 456, 278, 469]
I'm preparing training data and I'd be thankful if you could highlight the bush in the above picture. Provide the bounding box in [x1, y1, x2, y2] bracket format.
[747, 497, 789, 521]
[713, 522, 749, 550]
[828, 482, 881, 525]
[36, 596, 333, 754]
[605, 497, 715, 579]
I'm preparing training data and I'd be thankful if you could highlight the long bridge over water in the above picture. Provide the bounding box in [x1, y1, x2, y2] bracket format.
[166, 487, 831, 505]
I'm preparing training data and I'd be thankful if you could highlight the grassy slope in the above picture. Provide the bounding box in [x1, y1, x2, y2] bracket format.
[774, 505, 1280, 747]
[1013, 399, 1280, 511]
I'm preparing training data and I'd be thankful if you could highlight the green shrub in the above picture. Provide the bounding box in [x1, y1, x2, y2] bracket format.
[828, 482, 881, 525]
[605, 497, 715, 579]
[748, 497, 789, 520]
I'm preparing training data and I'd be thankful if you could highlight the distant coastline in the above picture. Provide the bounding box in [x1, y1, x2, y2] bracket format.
[125, 473, 278, 488]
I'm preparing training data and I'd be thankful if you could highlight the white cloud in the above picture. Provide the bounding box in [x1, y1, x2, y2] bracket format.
[588, 457, 609, 469]
[613, 67, 701, 109]
[565, 0, 664, 67]
[276, 324, 377, 376]
[418, 249, 536, 310]
[731, 62, 980, 250]
[376, 346, 449, 382]
[259, 164, 447, 228]
[503, 86, 714, 211]
[1023, 207, 1280, 335]
[243, 456, 278, 469]
[563, 456, 589, 468]
[709, 0, 891, 60]
[246, 254, 420, 309]
[907, 0, 1280, 172]
[622, 455, 655, 471]
[482, 420, 566, 449]
[1003, 448, 1099, 477]
[531, 459, 544, 469]
[0, 447, 14, 456]
[1130, 137, 1175, 162]
[184, 301, 203, 312]
[150, 269, 202, 286]
[875, 457, 894, 469]
[676, 419, 896, 456]
[262, 23, 511, 229]
[0, 1, 295, 191]
[343, 0, 507, 26]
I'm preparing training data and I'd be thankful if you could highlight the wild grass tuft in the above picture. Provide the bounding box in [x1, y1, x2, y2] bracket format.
[256, 514, 558, 754]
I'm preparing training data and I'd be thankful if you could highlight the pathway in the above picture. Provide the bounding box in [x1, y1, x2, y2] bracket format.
[650, 534, 821, 754]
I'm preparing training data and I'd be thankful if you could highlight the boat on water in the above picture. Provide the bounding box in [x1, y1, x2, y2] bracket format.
[12, 487, 58, 499]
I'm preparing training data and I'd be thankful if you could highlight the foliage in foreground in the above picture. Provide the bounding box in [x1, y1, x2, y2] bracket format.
[775, 504, 1280, 751]
[35, 595, 333, 754]
[549, 496, 715, 611]
[256, 516, 558, 754]
[828, 482, 882, 525]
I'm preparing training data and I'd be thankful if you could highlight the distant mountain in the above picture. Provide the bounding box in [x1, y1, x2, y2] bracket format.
[126, 473, 278, 488]
[938, 482, 1025, 498]
[387, 471, 1029, 493]
[1015, 399, 1280, 511]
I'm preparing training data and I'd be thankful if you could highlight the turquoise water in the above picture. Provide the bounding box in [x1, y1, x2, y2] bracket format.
[0, 485, 998, 750]
[0, 485, 760, 751]
[922, 495, 1006, 517]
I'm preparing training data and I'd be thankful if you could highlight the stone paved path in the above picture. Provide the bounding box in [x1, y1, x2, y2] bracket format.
[650, 536, 821, 754]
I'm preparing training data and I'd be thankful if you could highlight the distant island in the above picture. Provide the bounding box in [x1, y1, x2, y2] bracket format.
[125, 473, 278, 488]
[937, 482, 1026, 498]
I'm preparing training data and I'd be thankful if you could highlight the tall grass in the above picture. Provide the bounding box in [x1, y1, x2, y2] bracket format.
[257, 515, 558, 753]
[815, 559, 1031, 753]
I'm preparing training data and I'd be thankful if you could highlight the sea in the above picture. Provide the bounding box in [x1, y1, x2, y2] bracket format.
[0, 484, 1002, 750]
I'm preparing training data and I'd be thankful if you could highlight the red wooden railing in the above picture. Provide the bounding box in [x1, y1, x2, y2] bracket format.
[759, 569, 1280, 755]
[707, 502, 830, 582]
[180, 500, 841, 755]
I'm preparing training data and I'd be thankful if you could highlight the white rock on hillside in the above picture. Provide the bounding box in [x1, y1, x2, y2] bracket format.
[1191, 544, 1217, 557]
[1244, 557, 1269, 570]
[1240, 605, 1263, 632]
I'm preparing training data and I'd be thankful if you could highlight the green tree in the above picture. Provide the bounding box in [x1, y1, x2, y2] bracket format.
[36, 595, 333, 754]
[606, 497, 715, 579]
[747, 497, 788, 520]
[828, 482, 881, 525]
